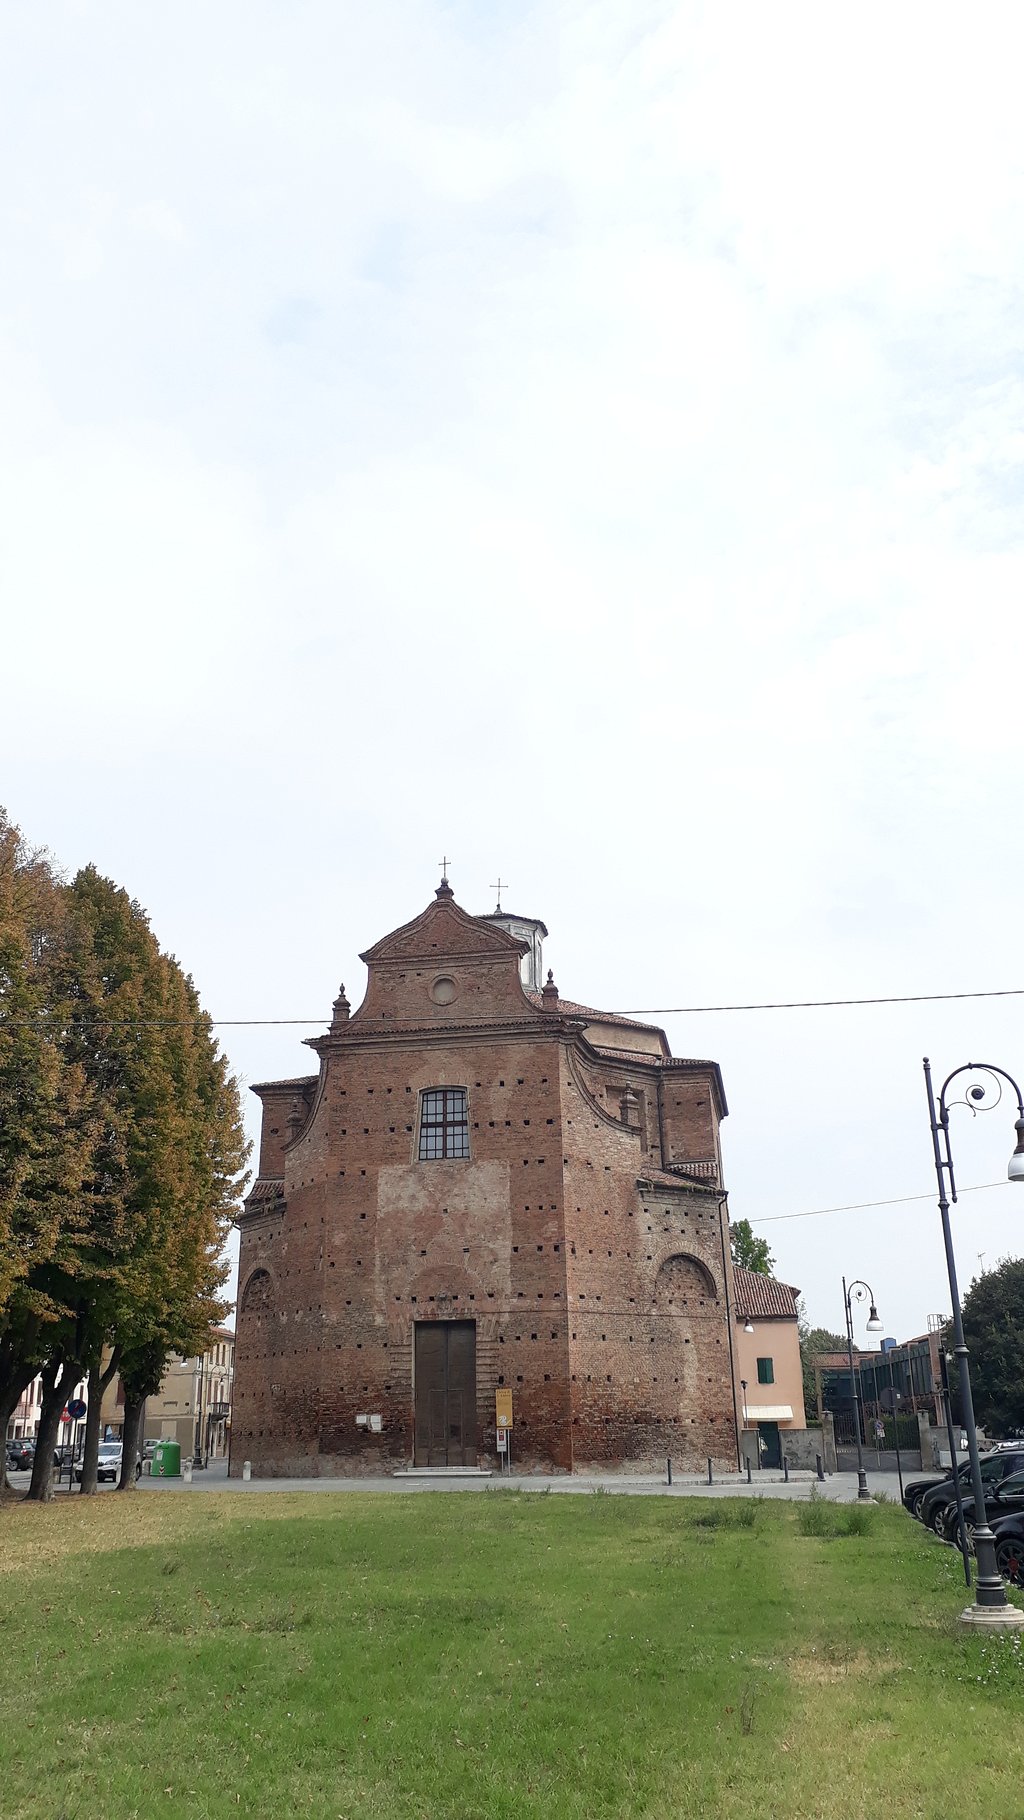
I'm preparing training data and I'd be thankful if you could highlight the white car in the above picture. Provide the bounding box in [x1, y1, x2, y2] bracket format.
[74, 1442, 123, 1484]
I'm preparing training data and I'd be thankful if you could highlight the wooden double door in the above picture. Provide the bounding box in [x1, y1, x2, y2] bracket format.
[414, 1321, 477, 1467]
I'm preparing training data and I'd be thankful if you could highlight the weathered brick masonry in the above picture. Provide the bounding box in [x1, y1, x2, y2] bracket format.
[232, 885, 741, 1474]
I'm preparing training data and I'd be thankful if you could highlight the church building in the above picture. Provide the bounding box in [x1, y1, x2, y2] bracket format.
[231, 881, 742, 1475]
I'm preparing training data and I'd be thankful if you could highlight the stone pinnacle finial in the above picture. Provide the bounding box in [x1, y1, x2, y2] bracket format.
[286, 1095, 305, 1140]
[541, 968, 559, 1009]
[331, 983, 351, 1030]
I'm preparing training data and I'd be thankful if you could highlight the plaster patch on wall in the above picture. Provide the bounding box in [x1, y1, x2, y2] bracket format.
[375, 1160, 513, 1302]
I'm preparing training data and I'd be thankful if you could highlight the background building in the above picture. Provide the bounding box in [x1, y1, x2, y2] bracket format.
[6, 1372, 89, 1451]
[6, 1335, 235, 1463]
[810, 1325, 953, 1455]
[732, 1266, 806, 1468]
[144, 1328, 235, 1460]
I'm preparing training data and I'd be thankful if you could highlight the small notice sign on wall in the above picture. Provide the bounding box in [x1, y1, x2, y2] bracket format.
[495, 1389, 513, 1431]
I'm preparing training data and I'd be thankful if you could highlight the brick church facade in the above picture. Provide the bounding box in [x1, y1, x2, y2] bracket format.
[231, 883, 742, 1475]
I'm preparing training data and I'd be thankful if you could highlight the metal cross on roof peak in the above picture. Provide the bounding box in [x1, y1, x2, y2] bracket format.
[438, 854, 452, 882]
[490, 876, 507, 911]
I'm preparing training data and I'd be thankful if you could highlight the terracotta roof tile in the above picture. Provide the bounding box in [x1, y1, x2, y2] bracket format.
[250, 1075, 317, 1094]
[733, 1266, 800, 1320]
[525, 992, 665, 1035]
[245, 1177, 285, 1203]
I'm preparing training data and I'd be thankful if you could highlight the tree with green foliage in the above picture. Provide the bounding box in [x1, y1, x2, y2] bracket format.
[729, 1218, 775, 1275]
[59, 867, 248, 1497]
[0, 811, 97, 1477]
[1, 824, 248, 1500]
[960, 1257, 1024, 1437]
[796, 1299, 847, 1418]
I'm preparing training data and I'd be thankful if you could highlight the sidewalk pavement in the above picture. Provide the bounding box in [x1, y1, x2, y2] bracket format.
[139, 1459, 903, 1503]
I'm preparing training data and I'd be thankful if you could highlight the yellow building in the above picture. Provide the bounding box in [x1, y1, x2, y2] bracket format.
[732, 1267, 807, 1469]
[143, 1327, 235, 1462]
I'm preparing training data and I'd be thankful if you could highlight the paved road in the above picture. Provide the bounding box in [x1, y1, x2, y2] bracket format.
[7, 1458, 915, 1503]
[130, 1459, 905, 1503]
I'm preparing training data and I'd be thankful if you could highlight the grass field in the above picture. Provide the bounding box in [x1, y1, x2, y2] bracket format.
[1, 1489, 1022, 1819]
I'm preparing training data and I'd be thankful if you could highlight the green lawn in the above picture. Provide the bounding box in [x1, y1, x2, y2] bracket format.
[1, 1489, 1022, 1819]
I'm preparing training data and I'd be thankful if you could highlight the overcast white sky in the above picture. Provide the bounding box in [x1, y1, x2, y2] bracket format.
[4, 1, 1024, 1342]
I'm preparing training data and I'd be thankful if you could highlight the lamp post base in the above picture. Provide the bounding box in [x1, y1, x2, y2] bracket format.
[958, 1602, 1024, 1630]
[856, 1471, 872, 1502]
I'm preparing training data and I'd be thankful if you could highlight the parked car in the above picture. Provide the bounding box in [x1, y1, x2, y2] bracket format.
[939, 1469, 1024, 1548]
[902, 1470, 955, 1519]
[904, 1441, 1024, 1520]
[74, 1442, 142, 1483]
[74, 1442, 123, 1484]
[922, 1448, 1024, 1540]
[5, 1439, 34, 1471]
[990, 1513, 1024, 1586]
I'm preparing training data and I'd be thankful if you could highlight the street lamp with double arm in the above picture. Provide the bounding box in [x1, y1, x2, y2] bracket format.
[924, 1057, 1024, 1628]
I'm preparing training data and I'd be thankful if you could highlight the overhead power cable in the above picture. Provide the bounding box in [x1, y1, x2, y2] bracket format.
[3, 983, 1024, 1029]
[625, 987, 1024, 1015]
[747, 1180, 1007, 1226]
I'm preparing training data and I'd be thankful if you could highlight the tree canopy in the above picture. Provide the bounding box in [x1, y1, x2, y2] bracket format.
[0, 808, 248, 1496]
[796, 1302, 847, 1416]
[730, 1218, 775, 1276]
[960, 1258, 1024, 1437]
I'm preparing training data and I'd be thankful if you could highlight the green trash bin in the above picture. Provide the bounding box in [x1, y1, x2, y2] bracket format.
[151, 1441, 181, 1478]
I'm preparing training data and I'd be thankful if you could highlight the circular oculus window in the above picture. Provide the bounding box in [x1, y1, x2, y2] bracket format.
[429, 974, 458, 1005]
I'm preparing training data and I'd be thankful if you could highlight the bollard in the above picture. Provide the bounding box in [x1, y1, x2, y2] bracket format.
[783, 1455, 789, 1483]
[746, 1457, 752, 1485]
[242, 1459, 252, 1482]
[707, 1457, 713, 1486]
[816, 1453, 825, 1483]
[182, 1460, 193, 1484]
[667, 1457, 672, 1486]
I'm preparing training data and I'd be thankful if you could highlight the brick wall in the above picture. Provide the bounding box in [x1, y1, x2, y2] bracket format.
[232, 891, 738, 1476]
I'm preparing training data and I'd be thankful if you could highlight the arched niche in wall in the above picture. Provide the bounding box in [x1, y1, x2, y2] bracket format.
[239, 1268, 275, 1319]
[653, 1252, 718, 1309]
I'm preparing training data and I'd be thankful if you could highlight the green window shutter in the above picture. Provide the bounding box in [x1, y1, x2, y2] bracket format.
[756, 1357, 774, 1385]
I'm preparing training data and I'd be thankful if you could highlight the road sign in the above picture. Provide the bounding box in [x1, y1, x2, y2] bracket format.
[496, 1430, 507, 1453]
[66, 1399, 87, 1421]
[495, 1389, 513, 1431]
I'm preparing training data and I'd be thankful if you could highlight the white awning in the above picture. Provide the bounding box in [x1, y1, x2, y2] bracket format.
[742, 1405, 794, 1422]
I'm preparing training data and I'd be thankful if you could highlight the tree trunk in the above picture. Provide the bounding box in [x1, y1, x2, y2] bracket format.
[0, 1385, 25, 1502]
[0, 1397, 18, 1499]
[26, 1362, 69, 1503]
[118, 1395, 144, 1491]
[0, 1327, 39, 1503]
[79, 1348, 121, 1497]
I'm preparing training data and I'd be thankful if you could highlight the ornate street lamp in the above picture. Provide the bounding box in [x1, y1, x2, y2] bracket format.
[843, 1277, 883, 1501]
[924, 1058, 1024, 1628]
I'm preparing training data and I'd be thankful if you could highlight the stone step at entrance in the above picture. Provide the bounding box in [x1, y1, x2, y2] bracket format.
[392, 1466, 493, 1477]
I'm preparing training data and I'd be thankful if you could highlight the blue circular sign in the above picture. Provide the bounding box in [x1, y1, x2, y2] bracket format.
[66, 1398, 87, 1420]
